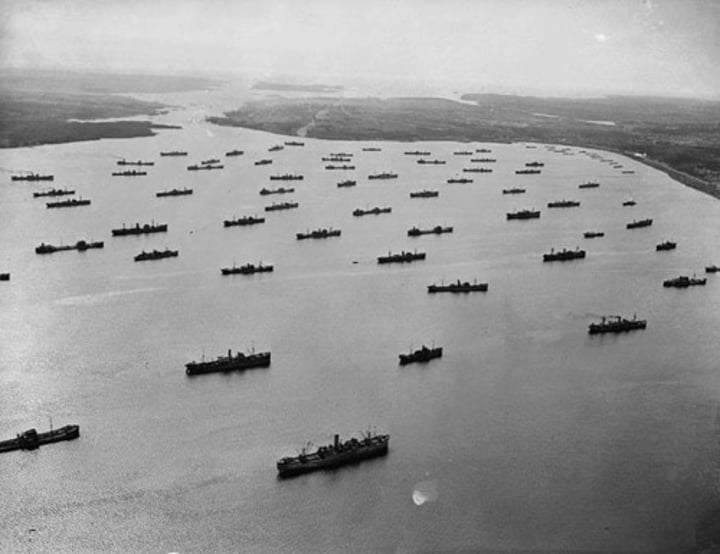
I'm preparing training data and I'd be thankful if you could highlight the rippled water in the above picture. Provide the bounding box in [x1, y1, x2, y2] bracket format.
[1, 85, 720, 553]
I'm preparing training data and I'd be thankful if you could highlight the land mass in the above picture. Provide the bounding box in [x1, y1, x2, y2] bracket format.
[252, 81, 343, 93]
[0, 69, 219, 148]
[207, 94, 720, 199]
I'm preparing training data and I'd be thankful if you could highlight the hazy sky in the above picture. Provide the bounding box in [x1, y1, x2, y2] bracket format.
[1, 0, 719, 97]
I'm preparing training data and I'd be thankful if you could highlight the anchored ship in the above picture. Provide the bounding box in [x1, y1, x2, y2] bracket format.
[112, 222, 168, 236]
[399, 345, 443, 365]
[46, 197, 90, 209]
[156, 188, 193, 197]
[404, 150, 431, 155]
[507, 209, 540, 220]
[502, 188, 526, 194]
[260, 187, 294, 196]
[584, 231, 604, 238]
[187, 164, 223, 170]
[221, 262, 273, 275]
[35, 240, 104, 254]
[296, 228, 341, 240]
[706, 265, 720, 273]
[547, 200, 580, 208]
[224, 215, 265, 227]
[117, 159, 154, 166]
[462, 167, 492, 173]
[516, 169, 541, 175]
[525, 162, 544, 167]
[622, 200, 637, 206]
[627, 218, 652, 229]
[663, 275, 706, 288]
[417, 159, 446, 165]
[186, 348, 270, 375]
[410, 190, 439, 198]
[134, 249, 178, 262]
[285, 141, 305, 147]
[337, 180, 357, 188]
[407, 225, 453, 237]
[0, 273, 9, 281]
[277, 432, 389, 478]
[0, 424, 79, 453]
[33, 188, 75, 198]
[427, 279, 488, 293]
[353, 206, 391, 216]
[656, 241, 677, 251]
[362, 147, 381, 151]
[160, 151, 188, 156]
[447, 177, 473, 183]
[269, 145, 284, 152]
[112, 170, 147, 176]
[12, 173, 54, 182]
[377, 250, 426, 264]
[265, 201, 299, 212]
[543, 247, 586, 262]
[225, 150, 244, 156]
[254, 159, 273, 166]
[325, 164, 356, 170]
[453, 151, 473, 156]
[476, 148, 492, 153]
[588, 315, 647, 334]
[578, 181, 600, 189]
[270, 174, 303, 181]
[368, 172, 398, 180]
[472, 158, 497, 163]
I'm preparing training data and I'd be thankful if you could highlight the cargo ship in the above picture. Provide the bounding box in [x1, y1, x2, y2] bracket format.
[472, 158, 497, 163]
[254, 159, 273, 166]
[260, 187, 294, 196]
[33, 188, 75, 198]
[462, 168, 492, 173]
[516, 169, 541, 175]
[662, 275, 706, 288]
[187, 164, 223, 170]
[377, 250, 426, 264]
[547, 200, 580, 208]
[427, 279, 488, 293]
[543, 247, 586, 262]
[507, 209, 540, 220]
[584, 231, 604, 238]
[502, 188, 526, 194]
[525, 162, 544, 167]
[368, 172, 398, 180]
[276, 432, 389, 478]
[112, 222, 168, 236]
[337, 180, 357, 188]
[362, 147, 382, 152]
[453, 151, 473, 156]
[399, 345, 443, 365]
[160, 151, 188, 156]
[447, 177, 473, 184]
[0, 273, 9, 281]
[322, 157, 352, 162]
[407, 225, 453, 237]
[220, 262, 273, 275]
[270, 174, 303, 181]
[296, 228, 341, 240]
[112, 170, 147, 176]
[353, 206, 391, 216]
[35, 240, 104, 254]
[285, 141, 305, 147]
[12, 173, 54, 182]
[225, 150, 244, 156]
[622, 200, 637, 206]
[578, 181, 600, 189]
[134, 249, 178, 262]
[706, 265, 720, 273]
[656, 241, 677, 251]
[46, 197, 91, 209]
[0, 424, 79, 453]
[265, 201, 299, 212]
[417, 159, 446, 165]
[476, 148, 492, 153]
[325, 164, 356, 170]
[201, 159, 221, 165]
[117, 159, 154, 166]
[269, 145, 284, 152]
[410, 190, 439, 198]
[404, 150, 431, 156]
[156, 188, 193, 197]
[185, 348, 270, 375]
[627, 218, 652, 229]
[588, 315, 647, 334]
[224, 215, 265, 227]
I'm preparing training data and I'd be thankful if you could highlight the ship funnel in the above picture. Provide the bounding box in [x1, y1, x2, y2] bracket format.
[228, 348, 232, 359]
[334, 434, 339, 449]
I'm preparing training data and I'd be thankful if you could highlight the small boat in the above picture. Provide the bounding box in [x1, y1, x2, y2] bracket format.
[399, 345, 443, 365]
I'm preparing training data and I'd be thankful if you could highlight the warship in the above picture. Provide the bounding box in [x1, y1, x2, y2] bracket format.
[399, 345, 443, 365]
[276, 432, 389, 478]
[134, 249, 178, 262]
[588, 315, 647, 334]
[0, 424, 79, 453]
[427, 279, 488, 293]
[185, 348, 271, 375]
[543, 247, 586, 262]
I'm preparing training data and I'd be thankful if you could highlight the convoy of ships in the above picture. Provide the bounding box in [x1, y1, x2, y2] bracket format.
[6, 136, 719, 480]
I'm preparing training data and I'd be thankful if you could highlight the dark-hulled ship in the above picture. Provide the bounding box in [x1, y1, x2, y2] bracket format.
[156, 188, 193, 197]
[399, 345, 443, 365]
[134, 249, 178, 262]
[622, 200, 637, 206]
[254, 159, 273, 166]
[265, 201, 299, 212]
[543, 247, 586, 262]
[578, 181, 600, 189]
[46, 197, 91, 209]
[322, 157, 352, 162]
[269, 145, 284, 152]
[453, 151, 473, 156]
[476, 148, 492, 153]
[185, 348, 270, 375]
[584, 231, 604, 238]
[525, 161, 544, 167]
[417, 159, 446, 165]
[627, 218, 652, 229]
[507, 209, 540, 220]
[447, 177, 473, 184]
[221, 262, 273, 275]
[706, 265, 720, 273]
[462, 168, 492, 173]
[296, 228, 341, 240]
[285, 141, 305, 147]
[368, 172, 398, 180]
[117, 159, 154, 166]
[33, 188, 75, 198]
[0, 273, 9, 281]
[225, 150, 244, 156]
[516, 169, 541, 175]
[337, 180, 357, 188]
[276, 432, 389, 478]
[588, 315, 647, 334]
[427, 279, 488, 293]
[547, 200, 580, 208]
[404, 150, 431, 156]
[270, 174, 303, 181]
[0, 424, 79, 453]
[410, 190, 439, 198]
[662, 275, 706, 288]
[377, 250, 426, 264]
[407, 225, 453, 237]
[353, 206, 392, 216]
[260, 187, 294, 196]
[502, 188, 526, 194]
[656, 241, 677, 251]
[325, 164, 356, 170]
[363, 147, 382, 152]
[112, 170, 147, 176]
[187, 164, 223, 171]
[201, 159, 221, 165]
[224, 215, 265, 227]
[160, 151, 188, 156]
[112, 222, 168, 236]
[35, 240, 104, 254]
[12, 173, 54, 182]
[472, 158, 496, 163]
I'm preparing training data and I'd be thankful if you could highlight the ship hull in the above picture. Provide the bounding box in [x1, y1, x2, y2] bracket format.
[186, 354, 271, 375]
[277, 440, 389, 478]
[0, 425, 79, 454]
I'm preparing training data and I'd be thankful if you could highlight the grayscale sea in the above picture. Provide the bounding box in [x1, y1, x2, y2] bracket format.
[1, 82, 719, 552]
